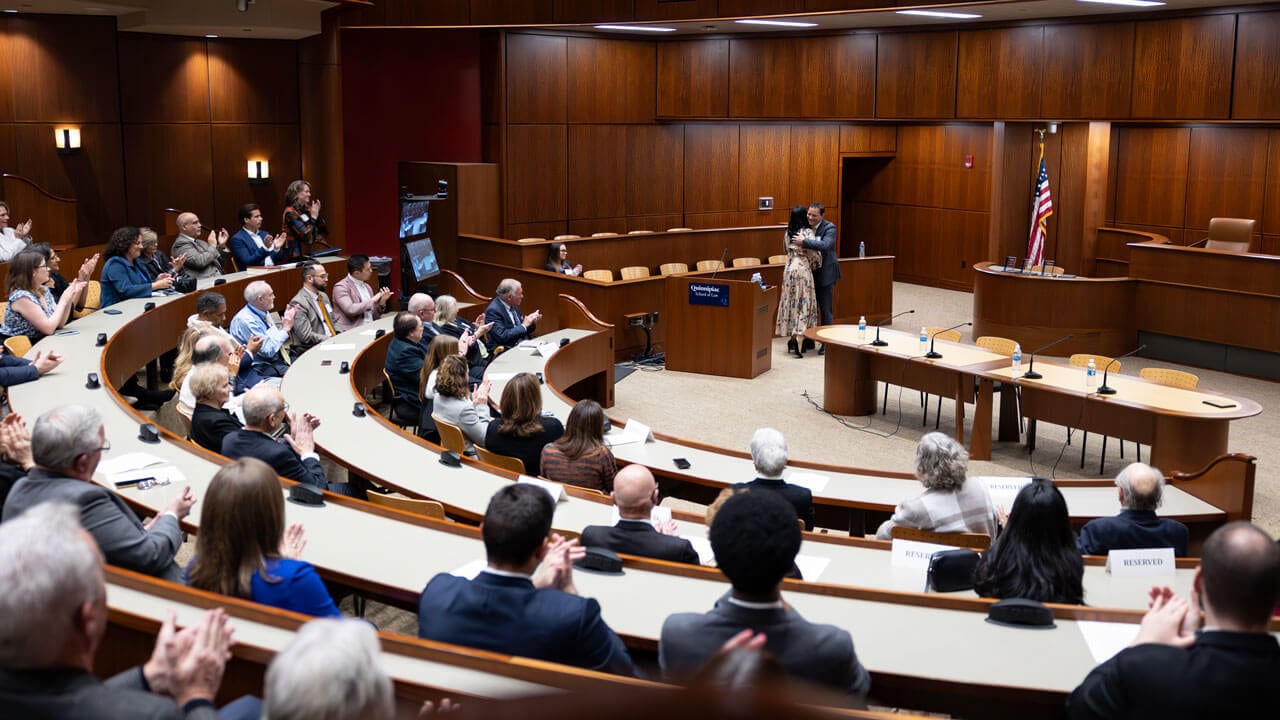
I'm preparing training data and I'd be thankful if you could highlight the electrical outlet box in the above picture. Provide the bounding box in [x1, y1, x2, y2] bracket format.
[758, 197, 773, 210]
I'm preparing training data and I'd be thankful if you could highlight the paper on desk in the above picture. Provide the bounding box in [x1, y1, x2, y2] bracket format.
[97, 453, 167, 475]
[316, 343, 356, 352]
[107, 465, 186, 489]
[487, 372, 516, 382]
[517, 340, 540, 349]
[533, 341, 559, 358]
[787, 471, 829, 494]
[1076, 621, 1139, 663]
[359, 328, 379, 336]
[794, 554, 830, 582]
[518, 476, 565, 503]
[605, 419, 653, 447]
[686, 536, 716, 566]
[978, 476, 1033, 512]
[608, 505, 673, 526]
[450, 559, 486, 580]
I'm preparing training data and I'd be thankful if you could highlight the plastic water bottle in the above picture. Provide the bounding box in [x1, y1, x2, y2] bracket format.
[1086, 359, 1098, 390]
[1012, 343, 1022, 372]
[857, 315, 867, 341]
[919, 326, 928, 355]
[750, 271, 765, 289]
[858, 241, 866, 258]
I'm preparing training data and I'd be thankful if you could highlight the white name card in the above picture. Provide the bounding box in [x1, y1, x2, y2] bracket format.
[890, 538, 958, 569]
[517, 476, 565, 503]
[605, 419, 654, 447]
[787, 471, 830, 494]
[1106, 547, 1176, 576]
[979, 476, 1033, 511]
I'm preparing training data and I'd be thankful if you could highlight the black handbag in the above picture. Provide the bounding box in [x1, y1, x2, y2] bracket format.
[925, 548, 981, 592]
[172, 271, 197, 294]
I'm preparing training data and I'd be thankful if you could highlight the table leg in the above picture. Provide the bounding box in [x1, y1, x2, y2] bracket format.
[970, 378, 993, 460]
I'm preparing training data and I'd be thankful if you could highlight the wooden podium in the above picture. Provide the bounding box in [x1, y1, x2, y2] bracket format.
[664, 276, 778, 378]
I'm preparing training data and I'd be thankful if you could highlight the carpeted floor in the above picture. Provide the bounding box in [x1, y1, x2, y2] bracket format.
[609, 281, 1279, 537]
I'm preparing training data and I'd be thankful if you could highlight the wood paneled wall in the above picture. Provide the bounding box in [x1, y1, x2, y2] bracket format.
[0, 14, 302, 245]
[1110, 126, 1280, 254]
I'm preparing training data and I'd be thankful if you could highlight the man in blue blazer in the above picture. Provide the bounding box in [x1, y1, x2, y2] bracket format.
[417, 484, 635, 676]
[220, 386, 329, 492]
[229, 203, 289, 270]
[484, 278, 542, 349]
[792, 203, 842, 353]
[1078, 463, 1189, 557]
[580, 465, 700, 565]
[659, 489, 870, 698]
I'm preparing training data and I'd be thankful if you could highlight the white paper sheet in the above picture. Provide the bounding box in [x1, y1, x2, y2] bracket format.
[794, 554, 831, 582]
[1076, 621, 1139, 663]
[787, 471, 830, 494]
[450, 559, 486, 580]
[97, 453, 167, 475]
[316, 343, 356, 352]
[517, 476, 565, 502]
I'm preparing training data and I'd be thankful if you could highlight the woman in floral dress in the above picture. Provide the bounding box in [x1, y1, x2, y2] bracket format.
[775, 206, 821, 357]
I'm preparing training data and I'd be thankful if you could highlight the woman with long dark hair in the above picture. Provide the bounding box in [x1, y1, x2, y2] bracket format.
[541, 399, 616, 492]
[484, 372, 563, 476]
[188, 457, 340, 617]
[544, 242, 583, 276]
[775, 206, 821, 358]
[974, 477, 1084, 604]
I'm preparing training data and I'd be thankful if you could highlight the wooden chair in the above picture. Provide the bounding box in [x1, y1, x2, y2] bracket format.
[732, 257, 761, 268]
[1203, 217, 1255, 252]
[517, 236, 546, 243]
[72, 280, 101, 319]
[590, 232, 617, 237]
[381, 370, 418, 432]
[626, 230, 655, 235]
[583, 269, 614, 282]
[919, 327, 965, 428]
[4, 335, 31, 358]
[890, 525, 992, 551]
[365, 492, 447, 520]
[659, 262, 688, 276]
[1139, 367, 1199, 389]
[768, 254, 787, 265]
[1069, 353, 1120, 473]
[696, 259, 724, 272]
[667, 227, 693, 232]
[432, 416, 467, 455]
[552, 234, 580, 242]
[475, 446, 526, 474]
[619, 266, 650, 280]
[175, 402, 193, 439]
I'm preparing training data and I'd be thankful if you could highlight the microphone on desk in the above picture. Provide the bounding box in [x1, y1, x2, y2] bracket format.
[1097, 345, 1147, 395]
[709, 247, 729, 280]
[925, 321, 972, 359]
[870, 309, 916, 347]
[1022, 332, 1099, 380]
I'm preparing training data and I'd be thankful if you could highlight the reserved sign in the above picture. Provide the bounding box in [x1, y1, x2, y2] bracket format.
[688, 282, 730, 307]
[979, 476, 1033, 511]
[1106, 547, 1176, 576]
[891, 538, 959, 569]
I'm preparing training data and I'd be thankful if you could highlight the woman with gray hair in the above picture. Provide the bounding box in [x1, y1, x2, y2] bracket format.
[875, 431, 999, 540]
[263, 618, 393, 720]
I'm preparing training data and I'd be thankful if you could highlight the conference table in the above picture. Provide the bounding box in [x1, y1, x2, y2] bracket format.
[8, 266, 1247, 718]
[808, 325, 1262, 475]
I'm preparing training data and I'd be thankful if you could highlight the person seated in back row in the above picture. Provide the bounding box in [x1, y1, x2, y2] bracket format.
[580, 464, 699, 565]
[1077, 462, 1189, 557]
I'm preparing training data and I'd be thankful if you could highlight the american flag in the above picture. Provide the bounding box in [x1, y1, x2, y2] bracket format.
[1027, 142, 1053, 267]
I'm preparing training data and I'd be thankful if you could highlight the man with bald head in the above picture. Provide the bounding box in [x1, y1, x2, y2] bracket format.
[1077, 462, 1189, 557]
[579, 464, 699, 565]
[1067, 521, 1280, 717]
[170, 211, 229, 279]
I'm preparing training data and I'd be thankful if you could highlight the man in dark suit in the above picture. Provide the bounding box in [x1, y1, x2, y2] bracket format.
[1078, 462, 1189, 557]
[0, 501, 255, 719]
[734, 427, 815, 530]
[2, 404, 191, 583]
[659, 489, 871, 697]
[792, 203, 841, 353]
[1067, 522, 1280, 718]
[581, 465, 699, 565]
[229, 203, 289, 270]
[287, 261, 337, 356]
[484, 278, 542, 349]
[221, 386, 333, 492]
[406, 292, 441, 350]
[417, 483, 635, 676]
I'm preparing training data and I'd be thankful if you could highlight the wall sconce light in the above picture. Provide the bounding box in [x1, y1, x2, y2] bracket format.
[55, 127, 81, 154]
[247, 160, 269, 184]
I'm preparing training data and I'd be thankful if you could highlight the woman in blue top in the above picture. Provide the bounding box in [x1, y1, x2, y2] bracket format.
[0, 250, 85, 341]
[100, 225, 173, 307]
[187, 457, 341, 617]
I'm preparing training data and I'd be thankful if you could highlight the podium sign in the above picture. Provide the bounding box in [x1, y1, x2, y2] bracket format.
[688, 282, 730, 307]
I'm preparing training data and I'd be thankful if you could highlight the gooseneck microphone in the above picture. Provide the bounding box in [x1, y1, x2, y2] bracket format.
[1097, 345, 1147, 395]
[708, 247, 729, 280]
[1021, 332, 1099, 380]
[924, 321, 973, 359]
[871, 309, 916, 347]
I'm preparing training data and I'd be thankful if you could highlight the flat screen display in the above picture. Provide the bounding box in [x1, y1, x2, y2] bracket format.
[405, 237, 440, 282]
[399, 200, 430, 238]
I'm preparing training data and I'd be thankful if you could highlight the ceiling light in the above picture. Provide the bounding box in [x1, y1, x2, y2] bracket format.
[896, 10, 983, 19]
[594, 25, 677, 33]
[205, 34, 219, 38]
[734, 19, 819, 28]
[1076, 0, 1165, 6]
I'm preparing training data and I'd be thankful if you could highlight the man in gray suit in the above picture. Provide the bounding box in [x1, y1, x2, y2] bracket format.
[0, 501, 251, 719]
[1, 404, 194, 582]
[170, 211, 229, 280]
[659, 489, 871, 698]
[287, 260, 337, 355]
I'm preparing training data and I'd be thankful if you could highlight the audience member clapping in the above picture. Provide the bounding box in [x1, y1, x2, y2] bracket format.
[432, 355, 491, 456]
[0, 250, 85, 341]
[189, 363, 243, 453]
